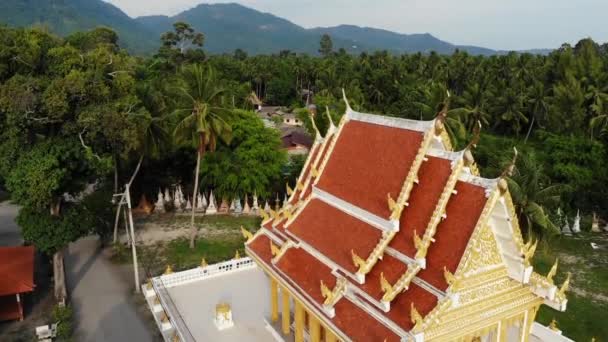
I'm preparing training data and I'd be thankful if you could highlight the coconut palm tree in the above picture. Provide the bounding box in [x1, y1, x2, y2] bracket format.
[506, 152, 563, 239]
[524, 81, 549, 143]
[172, 64, 232, 248]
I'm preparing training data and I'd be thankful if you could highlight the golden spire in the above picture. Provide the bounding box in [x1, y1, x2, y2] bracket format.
[325, 106, 335, 128]
[498, 147, 518, 194]
[380, 272, 393, 294]
[286, 182, 294, 196]
[557, 272, 571, 298]
[270, 241, 280, 257]
[164, 265, 173, 275]
[200, 257, 207, 268]
[309, 111, 321, 137]
[234, 250, 241, 259]
[351, 249, 366, 270]
[434, 91, 451, 136]
[241, 226, 254, 242]
[547, 258, 558, 284]
[464, 121, 482, 166]
[410, 303, 424, 331]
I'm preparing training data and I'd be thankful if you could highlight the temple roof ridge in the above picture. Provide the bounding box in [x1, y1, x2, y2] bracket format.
[346, 109, 434, 133]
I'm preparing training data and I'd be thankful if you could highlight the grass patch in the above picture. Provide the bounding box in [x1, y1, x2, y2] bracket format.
[533, 232, 608, 341]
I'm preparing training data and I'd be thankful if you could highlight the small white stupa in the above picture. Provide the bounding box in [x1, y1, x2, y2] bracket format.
[206, 190, 218, 214]
[283, 194, 288, 209]
[196, 192, 205, 212]
[242, 195, 251, 215]
[571, 210, 581, 234]
[263, 201, 270, 213]
[234, 196, 243, 214]
[155, 188, 165, 213]
[173, 188, 181, 211]
[229, 198, 236, 212]
[562, 216, 572, 236]
[591, 212, 601, 232]
[186, 198, 192, 210]
[252, 193, 259, 214]
[164, 188, 171, 203]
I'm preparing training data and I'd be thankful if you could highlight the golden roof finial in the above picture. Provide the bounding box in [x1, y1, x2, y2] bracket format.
[557, 272, 571, 298]
[270, 241, 280, 257]
[523, 239, 538, 267]
[286, 183, 294, 196]
[164, 265, 173, 275]
[547, 258, 558, 284]
[443, 266, 457, 286]
[464, 121, 482, 166]
[325, 106, 335, 128]
[342, 88, 352, 112]
[309, 111, 321, 137]
[241, 226, 254, 242]
[201, 257, 208, 268]
[498, 147, 518, 194]
[260, 209, 270, 221]
[380, 272, 393, 294]
[549, 318, 559, 331]
[234, 250, 241, 259]
[320, 280, 333, 305]
[351, 249, 366, 270]
[410, 303, 424, 331]
[434, 91, 451, 136]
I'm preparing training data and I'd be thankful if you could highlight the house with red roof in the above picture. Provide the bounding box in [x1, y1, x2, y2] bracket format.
[0, 246, 35, 321]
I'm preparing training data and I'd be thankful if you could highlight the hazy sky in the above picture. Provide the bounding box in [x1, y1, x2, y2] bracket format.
[104, 0, 608, 50]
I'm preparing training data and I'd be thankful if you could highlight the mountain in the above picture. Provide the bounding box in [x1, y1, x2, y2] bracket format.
[135, 3, 365, 55]
[309, 25, 496, 56]
[0, 0, 546, 56]
[0, 0, 157, 54]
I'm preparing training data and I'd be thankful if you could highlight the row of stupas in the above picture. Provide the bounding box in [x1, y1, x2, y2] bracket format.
[153, 186, 289, 216]
[243, 92, 571, 342]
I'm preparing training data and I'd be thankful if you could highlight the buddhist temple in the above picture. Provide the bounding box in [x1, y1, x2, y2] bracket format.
[243, 94, 571, 342]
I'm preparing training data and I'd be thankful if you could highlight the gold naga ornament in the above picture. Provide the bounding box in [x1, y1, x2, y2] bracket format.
[234, 250, 241, 259]
[200, 257, 208, 268]
[350, 249, 366, 270]
[410, 303, 424, 331]
[320, 280, 334, 305]
[164, 265, 174, 275]
[296, 181, 304, 191]
[286, 183, 294, 196]
[522, 238, 538, 267]
[443, 266, 459, 288]
[380, 272, 393, 294]
[259, 209, 270, 221]
[387, 193, 403, 219]
[498, 147, 518, 194]
[241, 226, 254, 242]
[557, 272, 571, 299]
[546, 258, 558, 284]
[270, 241, 281, 257]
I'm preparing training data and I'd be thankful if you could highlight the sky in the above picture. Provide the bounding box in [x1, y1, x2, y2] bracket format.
[104, 0, 608, 51]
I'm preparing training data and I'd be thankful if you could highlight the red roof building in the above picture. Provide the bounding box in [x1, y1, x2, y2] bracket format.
[0, 246, 35, 321]
[245, 97, 569, 342]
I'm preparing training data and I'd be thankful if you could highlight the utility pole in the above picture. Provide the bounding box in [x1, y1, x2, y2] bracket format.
[114, 185, 140, 293]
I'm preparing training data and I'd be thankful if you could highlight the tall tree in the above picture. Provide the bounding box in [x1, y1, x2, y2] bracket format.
[172, 64, 232, 248]
[319, 34, 333, 57]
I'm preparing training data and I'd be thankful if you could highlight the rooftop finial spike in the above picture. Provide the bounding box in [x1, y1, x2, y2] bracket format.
[463, 121, 482, 166]
[498, 147, 519, 194]
[342, 88, 352, 112]
[325, 106, 335, 129]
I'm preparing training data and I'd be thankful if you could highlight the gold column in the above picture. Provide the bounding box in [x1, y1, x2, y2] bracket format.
[281, 286, 291, 335]
[309, 314, 321, 342]
[326, 328, 338, 342]
[294, 300, 305, 342]
[522, 306, 538, 342]
[270, 278, 279, 322]
[498, 319, 507, 342]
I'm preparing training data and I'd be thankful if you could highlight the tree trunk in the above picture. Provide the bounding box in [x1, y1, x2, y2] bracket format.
[524, 115, 536, 144]
[113, 155, 119, 194]
[189, 135, 205, 249]
[53, 249, 67, 304]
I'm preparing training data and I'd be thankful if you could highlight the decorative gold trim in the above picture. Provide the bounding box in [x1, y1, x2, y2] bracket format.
[411, 303, 424, 332]
[354, 231, 397, 276]
[556, 272, 571, 300]
[320, 278, 347, 307]
[416, 159, 464, 260]
[381, 264, 421, 302]
[241, 226, 254, 242]
[546, 259, 558, 285]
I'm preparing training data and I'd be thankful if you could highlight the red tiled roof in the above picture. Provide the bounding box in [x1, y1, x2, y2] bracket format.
[275, 247, 336, 305]
[355, 254, 407, 301]
[417, 181, 488, 290]
[316, 120, 424, 218]
[287, 198, 383, 274]
[0, 246, 35, 296]
[390, 156, 453, 257]
[332, 298, 401, 342]
[384, 283, 438, 331]
[247, 234, 273, 264]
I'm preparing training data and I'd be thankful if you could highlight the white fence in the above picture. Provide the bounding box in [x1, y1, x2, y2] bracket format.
[144, 257, 257, 342]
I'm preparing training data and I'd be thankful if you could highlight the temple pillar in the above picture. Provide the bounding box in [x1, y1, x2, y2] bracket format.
[281, 286, 291, 335]
[521, 306, 538, 342]
[326, 328, 338, 342]
[294, 300, 305, 342]
[309, 314, 321, 342]
[498, 319, 507, 342]
[270, 278, 279, 322]
[16, 293, 23, 321]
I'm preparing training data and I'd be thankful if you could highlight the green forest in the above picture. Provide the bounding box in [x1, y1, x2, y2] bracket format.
[1, 21, 608, 285]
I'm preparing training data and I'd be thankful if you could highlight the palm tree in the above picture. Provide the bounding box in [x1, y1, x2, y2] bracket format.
[524, 82, 549, 143]
[506, 152, 563, 239]
[173, 64, 232, 248]
[451, 83, 491, 131]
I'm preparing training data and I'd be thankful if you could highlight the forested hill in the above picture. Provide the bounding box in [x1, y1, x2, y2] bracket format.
[0, 0, 157, 54]
[0, 0, 515, 55]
